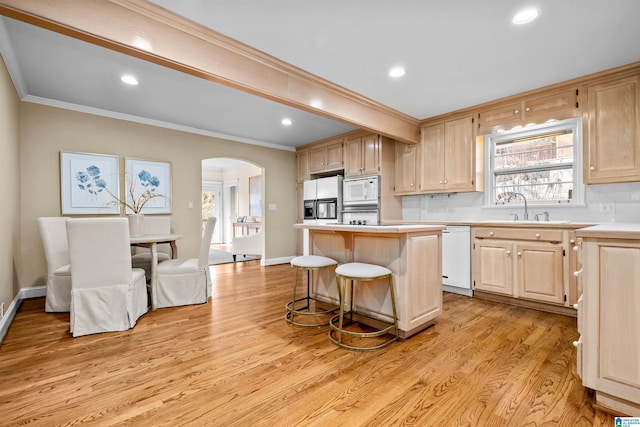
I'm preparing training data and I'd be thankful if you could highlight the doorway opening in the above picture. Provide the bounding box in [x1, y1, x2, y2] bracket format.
[202, 158, 263, 263]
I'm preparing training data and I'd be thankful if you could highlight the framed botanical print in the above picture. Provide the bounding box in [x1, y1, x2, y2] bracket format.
[124, 158, 172, 214]
[60, 151, 120, 215]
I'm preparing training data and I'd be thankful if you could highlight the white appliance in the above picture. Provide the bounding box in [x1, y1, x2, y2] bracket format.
[442, 226, 472, 296]
[302, 176, 342, 254]
[342, 175, 380, 225]
[343, 175, 380, 206]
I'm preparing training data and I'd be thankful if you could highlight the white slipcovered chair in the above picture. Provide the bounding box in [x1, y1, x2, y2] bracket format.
[66, 218, 148, 337]
[131, 215, 172, 278]
[38, 217, 72, 312]
[155, 216, 216, 308]
[231, 229, 263, 262]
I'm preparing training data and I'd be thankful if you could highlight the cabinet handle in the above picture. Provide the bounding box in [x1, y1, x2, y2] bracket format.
[535, 233, 541, 238]
[515, 109, 519, 114]
[444, 180, 448, 184]
[572, 341, 579, 348]
[439, 180, 444, 184]
[573, 269, 583, 277]
[590, 166, 595, 171]
[569, 239, 575, 244]
[573, 303, 579, 310]
[573, 245, 579, 251]
[489, 231, 494, 236]
[517, 251, 522, 256]
[506, 250, 511, 256]
[525, 107, 530, 112]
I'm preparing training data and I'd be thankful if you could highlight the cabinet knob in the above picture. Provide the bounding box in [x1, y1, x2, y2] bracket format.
[572, 341, 579, 348]
[444, 180, 448, 184]
[489, 231, 494, 236]
[590, 166, 595, 171]
[439, 180, 444, 184]
[573, 245, 579, 252]
[573, 269, 583, 277]
[506, 250, 511, 256]
[525, 107, 530, 112]
[569, 239, 575, 244]
[515, 109, 519, 114]
[517, 251, 522, 256]
[573, 303, 579, 310]
[535, 233, 540, 238]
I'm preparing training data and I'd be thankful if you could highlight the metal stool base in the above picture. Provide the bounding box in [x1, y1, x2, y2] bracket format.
[328, 270, 399, 352]
[285, 297, 336, 328]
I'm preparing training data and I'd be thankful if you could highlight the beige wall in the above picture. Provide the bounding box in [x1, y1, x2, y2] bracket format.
[19, 103, 297, 289]
[0, 53, 20, 311]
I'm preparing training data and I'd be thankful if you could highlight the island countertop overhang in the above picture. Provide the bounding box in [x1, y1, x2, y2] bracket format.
[294, 223, 445, 233]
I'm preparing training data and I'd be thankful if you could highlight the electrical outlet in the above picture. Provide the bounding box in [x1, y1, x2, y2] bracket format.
[600, 202, 616, 213]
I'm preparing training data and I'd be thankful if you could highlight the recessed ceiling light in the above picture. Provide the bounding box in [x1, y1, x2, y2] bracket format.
[121, 74, 139, 85]
[512, 8, 540, 25]
[388, 67, 406, 78]
[281, 118, 292, 126]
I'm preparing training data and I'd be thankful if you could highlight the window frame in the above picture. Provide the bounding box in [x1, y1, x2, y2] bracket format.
[483, 117, 584, 208]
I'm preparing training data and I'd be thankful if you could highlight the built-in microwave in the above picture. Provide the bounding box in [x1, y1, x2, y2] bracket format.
[343, 176, 380, 206]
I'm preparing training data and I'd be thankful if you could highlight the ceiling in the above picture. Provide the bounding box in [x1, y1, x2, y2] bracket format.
[1, 0, 639, 153]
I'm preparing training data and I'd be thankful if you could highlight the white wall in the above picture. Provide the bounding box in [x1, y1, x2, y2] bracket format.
[403, 182, 640, 224]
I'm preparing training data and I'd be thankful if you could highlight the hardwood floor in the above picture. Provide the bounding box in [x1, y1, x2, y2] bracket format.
[0, 261, 615, 426]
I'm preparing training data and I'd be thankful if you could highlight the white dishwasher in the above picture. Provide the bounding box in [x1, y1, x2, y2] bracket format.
[442, 226, 472, 296]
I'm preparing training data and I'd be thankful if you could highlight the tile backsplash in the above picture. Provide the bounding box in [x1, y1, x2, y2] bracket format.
[402, 182, 640, 224]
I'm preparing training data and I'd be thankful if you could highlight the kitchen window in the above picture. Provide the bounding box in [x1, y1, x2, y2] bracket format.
[484, 118, 584, 206]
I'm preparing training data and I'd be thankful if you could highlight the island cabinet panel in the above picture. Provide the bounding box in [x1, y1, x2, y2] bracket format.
[305, 225, 443, 338]
[579, 238, 640, 415]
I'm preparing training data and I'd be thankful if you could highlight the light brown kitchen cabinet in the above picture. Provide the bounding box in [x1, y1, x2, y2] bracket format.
[473, 227, 565, 305]
[295, 182, 304, 255]
[309, 138, 344, 173]
[583, 74, 640, 184]
[417, 115, 479, 193]
[576, 229, 640, 415]
[477, 88, 579, 134]
[393, 141, 417, 193]
[516, 242, 564, 304]
[296, 149, 309, 183]
[473, 239, 514, 296]
[345, 133, 380, 177]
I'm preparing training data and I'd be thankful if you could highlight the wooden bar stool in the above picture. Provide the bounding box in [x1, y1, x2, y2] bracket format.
[286, 255, 338, 328]
[328, 262, 399, 351]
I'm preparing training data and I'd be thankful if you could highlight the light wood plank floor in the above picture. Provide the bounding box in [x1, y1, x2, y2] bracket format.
[0, 261, 615, 426]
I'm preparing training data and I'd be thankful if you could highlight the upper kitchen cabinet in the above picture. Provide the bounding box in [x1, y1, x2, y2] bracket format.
[583, 74, 640, 184]
[344, 133, 380, 177]
[296, 149, 309, 183]
[413, 114, 482, 194]
[477, 88, 580, 135]
[394, 141, 417, 193]
[307, 137, 344, 174]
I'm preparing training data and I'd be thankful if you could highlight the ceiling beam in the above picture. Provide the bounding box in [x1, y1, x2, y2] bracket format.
[0, 0, 420, 144]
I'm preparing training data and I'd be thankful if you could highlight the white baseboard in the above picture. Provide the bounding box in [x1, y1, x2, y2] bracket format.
[0, 286, 46, 344]
[262, 256, 295, 266]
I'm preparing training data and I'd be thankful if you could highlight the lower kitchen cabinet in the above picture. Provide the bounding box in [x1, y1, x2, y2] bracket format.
[576, 227, 640, 416]
[472, 227, 567, 308]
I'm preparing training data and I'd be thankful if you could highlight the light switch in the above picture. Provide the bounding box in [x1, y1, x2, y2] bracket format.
[268, 203, 277, 211]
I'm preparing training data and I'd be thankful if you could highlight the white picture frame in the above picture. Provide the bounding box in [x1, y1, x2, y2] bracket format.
[60, 151, 120, 215]
[124, 158, 172, 214]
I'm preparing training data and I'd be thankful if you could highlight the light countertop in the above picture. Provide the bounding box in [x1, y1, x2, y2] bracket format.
[294, 223, 445, 233]
[576, 223, 640, 239]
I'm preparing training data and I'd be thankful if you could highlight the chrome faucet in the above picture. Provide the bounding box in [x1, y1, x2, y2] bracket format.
[506, 192, 529, 221]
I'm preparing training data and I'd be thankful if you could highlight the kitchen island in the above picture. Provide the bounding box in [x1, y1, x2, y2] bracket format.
[294, 223, 445, 338]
